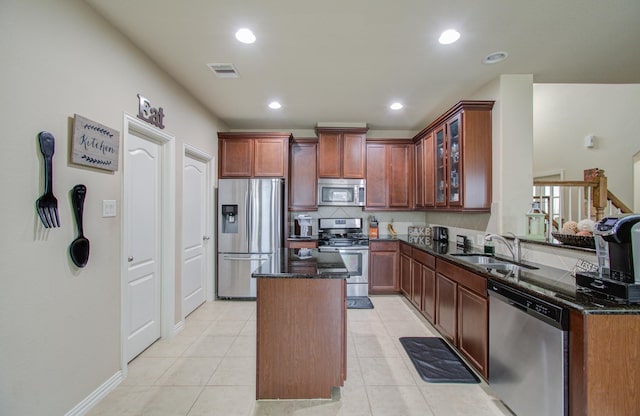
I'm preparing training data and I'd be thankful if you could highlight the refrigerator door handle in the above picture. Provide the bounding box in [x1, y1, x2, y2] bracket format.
[223, 255, 271, 261]
[245, 189, 250, 243]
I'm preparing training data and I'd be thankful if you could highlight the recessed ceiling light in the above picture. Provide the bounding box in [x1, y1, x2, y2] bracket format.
[483, 51, 509, 64]
[438, 29, 460, 45]
[268, 101, 282, 109]
[390, 102, 403, 110]
[235, 28, 256, 44]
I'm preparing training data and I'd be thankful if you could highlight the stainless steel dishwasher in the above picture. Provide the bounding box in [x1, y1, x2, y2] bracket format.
[488, 280, 569, 416]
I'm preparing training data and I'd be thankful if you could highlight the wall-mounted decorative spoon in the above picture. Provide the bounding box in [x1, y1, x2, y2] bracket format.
[70, 184, 90, 268]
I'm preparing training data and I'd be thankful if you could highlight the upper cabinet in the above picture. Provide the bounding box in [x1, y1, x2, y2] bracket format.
[414, 131, 435, 209]
[218, 132, 292, 178]
[414, 101, 494, 212]
[365, 139, 413, 210]
[289, 138, 318, 211]
[316, 128, 367, 179]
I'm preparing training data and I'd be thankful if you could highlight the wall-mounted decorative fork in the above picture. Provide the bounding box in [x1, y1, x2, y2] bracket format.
[36, 131, 60, 228]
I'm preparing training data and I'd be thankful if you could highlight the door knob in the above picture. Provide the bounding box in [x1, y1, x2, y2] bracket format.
[203, 236, 210, 241]
[128, 256, 134, 262]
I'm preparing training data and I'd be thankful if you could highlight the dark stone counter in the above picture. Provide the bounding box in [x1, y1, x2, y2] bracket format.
[371, 235, 640, 314]
[252, 249, 348, 279]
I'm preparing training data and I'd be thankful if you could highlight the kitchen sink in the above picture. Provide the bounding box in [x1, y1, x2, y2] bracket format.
[450, 253, 538, 271]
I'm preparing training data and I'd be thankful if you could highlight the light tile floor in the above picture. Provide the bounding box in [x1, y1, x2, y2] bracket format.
[88, 296, 513, 416]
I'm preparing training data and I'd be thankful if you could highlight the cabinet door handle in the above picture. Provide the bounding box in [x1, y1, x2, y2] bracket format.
[128, 256, 134, 262]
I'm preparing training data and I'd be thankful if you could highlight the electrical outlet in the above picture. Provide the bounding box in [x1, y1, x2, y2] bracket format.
[103, 200, 117, 217]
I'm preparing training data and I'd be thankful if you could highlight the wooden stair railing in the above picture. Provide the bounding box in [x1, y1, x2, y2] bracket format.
[533, 168, 632, 227]
[606, 190, 633, 214]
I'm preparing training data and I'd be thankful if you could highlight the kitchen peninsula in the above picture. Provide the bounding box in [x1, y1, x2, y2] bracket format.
[252, 249, 348, 400]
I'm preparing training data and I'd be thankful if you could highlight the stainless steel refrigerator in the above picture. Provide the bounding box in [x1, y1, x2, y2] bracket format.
[217, 178, 283, 298]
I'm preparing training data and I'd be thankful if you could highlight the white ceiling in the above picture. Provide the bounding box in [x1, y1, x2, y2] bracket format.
[85, 0, 640, 133]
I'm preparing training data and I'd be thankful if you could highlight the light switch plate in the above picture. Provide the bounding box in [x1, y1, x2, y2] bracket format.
[103, 200, 117, 217]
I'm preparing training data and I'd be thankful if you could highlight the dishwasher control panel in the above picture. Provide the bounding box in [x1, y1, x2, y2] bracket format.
[488, 280, 569, 330]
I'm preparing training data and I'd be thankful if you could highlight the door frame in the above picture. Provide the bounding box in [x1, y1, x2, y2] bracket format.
[182, 144, 215, 315]
[120, 113, 176, 373]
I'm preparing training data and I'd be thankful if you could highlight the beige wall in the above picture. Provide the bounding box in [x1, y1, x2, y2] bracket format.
[451, 74, 534, 236]
[0, 1, 223, 414]
[533, 83, 640, 208]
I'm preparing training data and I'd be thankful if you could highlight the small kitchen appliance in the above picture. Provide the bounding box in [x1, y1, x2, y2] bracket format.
[295, 214, 313, 237]
[576, 214, 640, 303]
[317, 218, 369, 297]
[317, 178, 365, 206]
[432, 226, 449, 242]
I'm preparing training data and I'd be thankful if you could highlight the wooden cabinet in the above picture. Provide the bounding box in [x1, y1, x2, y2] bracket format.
[435, 273, 458, 343]
[369, 240, 399, 294]
[218, 132, 291, 178]
[256, 276, 346, 399]
[219, 136, 253, 177]
[287, 239, 318, 249]
[435, 258, 488, 378]
[289, 138, 318, 210]
[411, 258, 423, 309]
[413, 101, 494, 211]
[569, 311, 640, 416]
[400, 245, 412, 298]
[413, 248, 436, 322]
[421, 265, 436, 322]
[316, 128, 367, 179]
[457, 285, 488, 375]
[365, 140, 413, 210]
[414, 132, 435, 209]
[400, 243, 437, 321]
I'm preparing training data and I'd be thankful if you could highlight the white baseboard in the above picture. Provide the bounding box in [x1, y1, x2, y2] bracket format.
[172, 319, 185, 336]
[64, 370, 123, 416]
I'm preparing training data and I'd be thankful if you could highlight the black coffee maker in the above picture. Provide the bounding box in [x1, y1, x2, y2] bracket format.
[576, 214, 640, 303]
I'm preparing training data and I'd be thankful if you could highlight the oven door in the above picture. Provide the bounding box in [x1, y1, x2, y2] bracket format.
[319, 246, 369, 295]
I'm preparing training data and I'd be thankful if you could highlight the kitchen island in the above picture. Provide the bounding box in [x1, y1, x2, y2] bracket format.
[252, 249, 348, 400]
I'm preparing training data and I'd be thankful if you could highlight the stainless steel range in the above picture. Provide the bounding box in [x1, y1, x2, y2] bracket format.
[317, 218, 369, 297]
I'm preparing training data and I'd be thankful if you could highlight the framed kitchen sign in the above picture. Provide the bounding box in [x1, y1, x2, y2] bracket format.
[71, 114, 120, 171]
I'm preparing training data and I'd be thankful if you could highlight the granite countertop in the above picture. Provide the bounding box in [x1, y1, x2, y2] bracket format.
[252, 249, 348, 279]
[376, 235, 640, 315]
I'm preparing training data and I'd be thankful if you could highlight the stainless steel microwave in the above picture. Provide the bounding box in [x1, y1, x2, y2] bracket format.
[318, 179, 366, 206]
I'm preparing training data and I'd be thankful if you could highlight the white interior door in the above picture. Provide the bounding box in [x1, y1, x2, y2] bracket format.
[124, 131, 162, 362]
[182, 152, 208, 317]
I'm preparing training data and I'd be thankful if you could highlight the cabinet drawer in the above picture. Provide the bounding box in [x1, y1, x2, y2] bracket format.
[288, 240, 318, 249]
[436, 259, 487, 297]
[412, 249, 435, 269]
[370, 240, 398, 252]
[400, 242, 412, 256]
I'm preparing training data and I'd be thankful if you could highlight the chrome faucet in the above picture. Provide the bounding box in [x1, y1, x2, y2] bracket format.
[485, 233, 521, 263]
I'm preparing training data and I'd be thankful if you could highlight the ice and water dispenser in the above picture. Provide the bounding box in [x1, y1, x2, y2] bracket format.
[221, 204, 238, 234]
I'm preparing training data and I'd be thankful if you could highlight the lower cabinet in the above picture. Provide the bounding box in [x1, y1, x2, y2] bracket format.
[435, 259, 488, 378]
[457, 286, 489, 375]
[421, 266, 436, 323]
[400, 243, 436, 314]
[287, 239, 318, 249]
[396, 245, 489, 379]
[435, 273, 458, 343]
[369, 240, 400, 294]
[400, 243, 412, 298]
[569, 311, 640, 416]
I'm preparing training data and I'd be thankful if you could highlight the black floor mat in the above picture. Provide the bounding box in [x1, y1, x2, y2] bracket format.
[399, 337, 479, 383]
[346, 296, 374, 309]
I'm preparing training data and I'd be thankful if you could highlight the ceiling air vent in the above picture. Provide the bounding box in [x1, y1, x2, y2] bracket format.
[207, 63, 239, 78]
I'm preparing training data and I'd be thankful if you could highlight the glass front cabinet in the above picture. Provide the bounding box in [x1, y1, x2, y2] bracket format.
[415, 101, 493, 212]
[434, 114, 462, 207]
